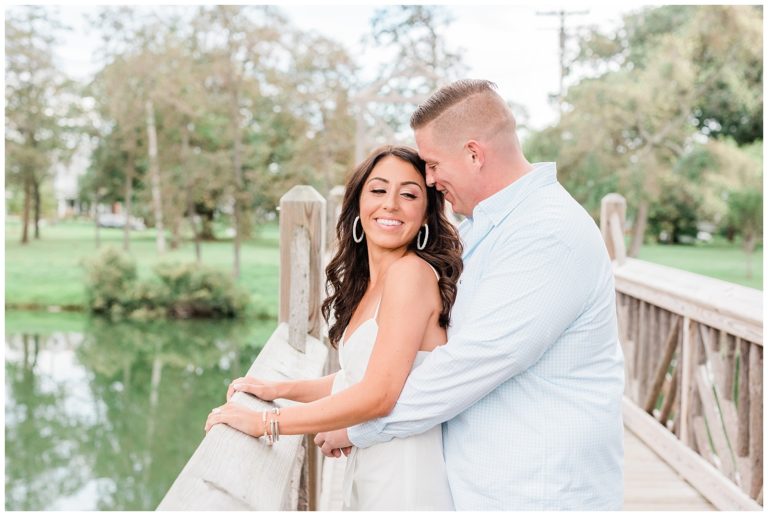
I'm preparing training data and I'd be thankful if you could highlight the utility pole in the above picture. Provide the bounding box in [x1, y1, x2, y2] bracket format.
[536, 9, 589, 118]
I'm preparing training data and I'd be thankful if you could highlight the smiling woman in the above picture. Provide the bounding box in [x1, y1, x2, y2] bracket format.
[206, 145, 463, 509]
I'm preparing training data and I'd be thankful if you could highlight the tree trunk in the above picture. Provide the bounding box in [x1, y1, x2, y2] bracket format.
[33, 178, 41, 239]
[744, 232, 756, 280]
[21, 174, 31, 244]
[230, 87, 243, 279]
[94, 191, 101, 249]
[146, 99, 166, 254]
[200, 214, 215, 240]
[123, 160, 134, 252]
[628, 198, 649, 258]
[182, 122, 201, 263]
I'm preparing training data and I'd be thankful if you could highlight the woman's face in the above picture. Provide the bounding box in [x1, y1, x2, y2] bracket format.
[358, 155, 428, 254]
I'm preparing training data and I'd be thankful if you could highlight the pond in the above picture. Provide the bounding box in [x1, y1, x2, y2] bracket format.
[5, 310, 275, 510]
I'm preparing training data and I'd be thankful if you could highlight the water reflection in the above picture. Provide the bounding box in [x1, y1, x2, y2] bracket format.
[5, 313, 273, 510]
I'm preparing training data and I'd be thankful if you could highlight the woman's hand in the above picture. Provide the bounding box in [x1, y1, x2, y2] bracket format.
[315, 428, 353, 458]
[227, 376, 281, 402]
[204, 402, 261, 437]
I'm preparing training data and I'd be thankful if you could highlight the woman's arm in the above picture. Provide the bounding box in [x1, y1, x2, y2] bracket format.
[206, 256, 439, 437]
[227, 373, 338, 403]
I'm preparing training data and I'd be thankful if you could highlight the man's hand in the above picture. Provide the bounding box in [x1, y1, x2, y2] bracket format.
[314, 428, 353, 458]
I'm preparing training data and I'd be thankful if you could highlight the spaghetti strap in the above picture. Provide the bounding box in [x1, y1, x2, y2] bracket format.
[428, 264, 440, 282]
[372, 297, 383, 320]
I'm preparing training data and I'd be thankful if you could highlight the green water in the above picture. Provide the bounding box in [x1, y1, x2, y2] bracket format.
[5, 311, 275, 510]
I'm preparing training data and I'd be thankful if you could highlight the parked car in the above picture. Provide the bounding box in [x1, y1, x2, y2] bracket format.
[97, 213, 147, 230]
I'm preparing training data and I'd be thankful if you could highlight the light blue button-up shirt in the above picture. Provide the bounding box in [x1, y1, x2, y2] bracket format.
[348, 163, 625, 510]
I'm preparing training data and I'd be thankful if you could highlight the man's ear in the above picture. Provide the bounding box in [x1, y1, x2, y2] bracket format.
[465, 140, 484, 169]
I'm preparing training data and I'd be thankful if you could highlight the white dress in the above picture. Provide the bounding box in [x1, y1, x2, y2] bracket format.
[330, 301, 455, 510]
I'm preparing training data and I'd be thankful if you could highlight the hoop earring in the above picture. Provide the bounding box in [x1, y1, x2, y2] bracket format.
[352, 216, 364, 243]
[417, 223, 429, 250]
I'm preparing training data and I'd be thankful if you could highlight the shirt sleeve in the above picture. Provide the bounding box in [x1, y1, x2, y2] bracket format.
[348, 227, 593, 448]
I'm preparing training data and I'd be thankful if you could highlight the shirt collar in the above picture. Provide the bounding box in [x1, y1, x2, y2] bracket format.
[470, 162, 558, 227]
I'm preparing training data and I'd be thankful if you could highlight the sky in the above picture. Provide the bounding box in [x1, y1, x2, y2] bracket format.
[43, 2, 652, 132]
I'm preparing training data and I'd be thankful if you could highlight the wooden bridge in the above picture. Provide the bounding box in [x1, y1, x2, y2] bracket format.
[157, 187, 762, 511]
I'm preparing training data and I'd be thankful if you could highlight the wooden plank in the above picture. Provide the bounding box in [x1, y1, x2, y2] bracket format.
[609, 211, 627, 265]
[622, 398, 762, 510]
[288, 227, 310, 353]
[649, 305, 660, 397]
[158, 324, 329, 510]
[623, 427, 715, 511]
[692, 415, 716, 465]
[737, 339, 751, 457]
[279, 185, 327, 339]
[637, 300, 649, 402]
[659, 357, 678, 426]
[673, 325, 684, 437]
[325, 185, 345, 255]
[644, 316, 681, 413]
[748, 344, 763, 499]
[631, 297, 641, 402]
[695, 365, 736, 480]
[680, 317, 698, 447]
[723, 334, 736, 401]
[613, 258, 762, 344]
[599, 193, 626, 264]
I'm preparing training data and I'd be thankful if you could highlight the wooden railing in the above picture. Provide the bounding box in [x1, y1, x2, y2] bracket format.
[157, 186, 331, 510]
[601, 194, 763, 511]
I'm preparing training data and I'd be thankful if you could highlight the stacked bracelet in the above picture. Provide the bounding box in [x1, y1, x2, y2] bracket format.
[270, 408, 280, 443]
[262, 410, 271, 445]
[261, 408, 281, 445]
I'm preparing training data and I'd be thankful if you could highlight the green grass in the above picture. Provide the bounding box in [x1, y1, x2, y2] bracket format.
[5, 221, 762, 313]
[5, 219, 281, 312]
[637, 238, 762, 290]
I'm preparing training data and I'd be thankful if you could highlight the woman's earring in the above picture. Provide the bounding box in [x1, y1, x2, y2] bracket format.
[417, 223, 429, 250]
[352, 216, 364, 243]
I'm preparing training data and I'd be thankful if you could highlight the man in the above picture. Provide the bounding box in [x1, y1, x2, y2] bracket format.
[316, 79, 625, 510]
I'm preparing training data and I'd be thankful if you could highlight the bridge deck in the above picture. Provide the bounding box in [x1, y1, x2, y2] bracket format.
[317, 425, 715, 510]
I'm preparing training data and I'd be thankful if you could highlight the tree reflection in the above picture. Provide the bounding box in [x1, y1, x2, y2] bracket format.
[5, 314, 271, 510]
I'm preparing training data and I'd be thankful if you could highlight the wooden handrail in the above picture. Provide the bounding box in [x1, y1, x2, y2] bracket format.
[156, 324, 328, 510]
[158, 185, 331, 510]
[600, 192, 763, 509]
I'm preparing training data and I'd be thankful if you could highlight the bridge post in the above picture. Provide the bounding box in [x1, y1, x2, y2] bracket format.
[279, 185, 327, 347]
[278, 185, 327, 510]
[600, 193, 627, 265]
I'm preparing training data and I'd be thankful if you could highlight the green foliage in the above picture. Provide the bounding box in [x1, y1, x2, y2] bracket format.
[725, 189, 763, 243]
[153, 262, 250, 318]
[648, 184, 701, 244]
[82, 246, 139, 314]
[82, 245, 250, 319]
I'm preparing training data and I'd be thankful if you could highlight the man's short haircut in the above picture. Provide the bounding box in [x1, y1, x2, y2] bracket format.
[410, 79, 499, 129]
[410, 79, 515, 145]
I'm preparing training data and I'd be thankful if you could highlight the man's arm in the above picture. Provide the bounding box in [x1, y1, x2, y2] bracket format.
[349, 228, 594, 448]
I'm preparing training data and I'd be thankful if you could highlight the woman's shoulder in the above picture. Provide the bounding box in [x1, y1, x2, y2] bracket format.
[385, 254, 439, 287]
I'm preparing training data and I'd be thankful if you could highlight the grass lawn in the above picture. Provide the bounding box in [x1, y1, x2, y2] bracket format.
[5, 220, 762, 313]
[5, 219, 281, 313]
[637, 238, 762, 290]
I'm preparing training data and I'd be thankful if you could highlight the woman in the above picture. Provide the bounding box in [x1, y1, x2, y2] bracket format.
[205, 145, 463, 510]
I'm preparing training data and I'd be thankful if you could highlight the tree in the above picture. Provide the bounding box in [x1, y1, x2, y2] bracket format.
[353, 6, 467, 161]
[5, 7, 72, 243]
[190, 5, 287, 278]
[726, 189, 763, 280]
[533, 6, 762, 255]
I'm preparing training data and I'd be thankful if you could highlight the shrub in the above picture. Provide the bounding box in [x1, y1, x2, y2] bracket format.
[83, 247, 250, 319]
[82, 246, 138, 315]
[154, 262, 250, 318]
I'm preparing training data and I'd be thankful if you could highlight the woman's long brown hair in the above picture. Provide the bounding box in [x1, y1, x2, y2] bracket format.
[321, 145, 463, 348]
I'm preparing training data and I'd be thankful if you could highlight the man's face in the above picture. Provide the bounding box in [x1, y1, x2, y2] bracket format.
[415, 125, 477, 217]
